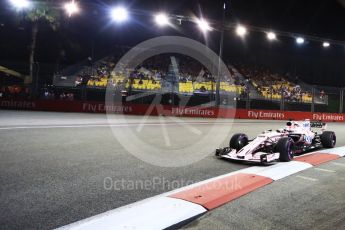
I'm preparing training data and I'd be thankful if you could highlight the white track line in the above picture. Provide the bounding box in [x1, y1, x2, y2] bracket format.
[57, 197, 206, 230]
[0, 121, 264, 130]
[314, 168, 336, 173]
[167, 116, 203, 135]
[296, 175, 319, 182]
[158, 115, 171, 147]
[330, 162, 345, 167]
[243, 161, 312, 181]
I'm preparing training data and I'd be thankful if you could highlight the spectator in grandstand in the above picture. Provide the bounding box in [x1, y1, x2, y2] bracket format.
[200, 86, 206, 92]
[44, 90, 49, 99]
[320, 90, 325, 100]
[60, 92, 66, 100]
[0, 86, 4, 98]
[284, 90, 291, 101]
[242, 84, 249, 98]
[67, 93, 74, 101]
[75, 76, 82, 87]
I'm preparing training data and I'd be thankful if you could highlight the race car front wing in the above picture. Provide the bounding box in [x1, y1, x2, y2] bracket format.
[216, 147, 280, 163]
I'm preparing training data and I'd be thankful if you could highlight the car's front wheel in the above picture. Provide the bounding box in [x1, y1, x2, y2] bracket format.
[321, 131, 336, 148]
[229, 133, 248, 151]
[277, 137, 294, 162]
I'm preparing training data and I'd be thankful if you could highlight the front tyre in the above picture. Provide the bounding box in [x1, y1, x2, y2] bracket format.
[321, 131, 336, 148]
[277, 137, 294, 162]
[229, 133, 248, 151]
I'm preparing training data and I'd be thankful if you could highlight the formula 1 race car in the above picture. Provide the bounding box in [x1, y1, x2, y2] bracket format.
[215, 120, 336, 163]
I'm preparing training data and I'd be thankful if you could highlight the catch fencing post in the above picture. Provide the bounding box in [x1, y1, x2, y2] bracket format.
[311, 86, 315, 112]
[339, 88, 344, 114]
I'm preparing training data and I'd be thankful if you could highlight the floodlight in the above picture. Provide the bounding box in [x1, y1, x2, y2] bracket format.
[267, 32, 276, 40]
[236, 25, 247, 37]
[111, 6, 129, 23]
[197, 18, 211, 32]
[64, 1, 79, 17]
[155, 13, 169, 26]
[322, 42, 330, 48]
[9, 0, 31, 9]
[296, 37, 305, 44]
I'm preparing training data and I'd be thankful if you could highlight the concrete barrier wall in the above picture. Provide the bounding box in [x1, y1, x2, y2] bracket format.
[1, 99, 344, 122]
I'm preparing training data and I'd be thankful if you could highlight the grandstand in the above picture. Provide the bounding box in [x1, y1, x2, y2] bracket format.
[51, 51, 325, 107]
[54, 53, 246, 96]
[232, 63, 320, 104]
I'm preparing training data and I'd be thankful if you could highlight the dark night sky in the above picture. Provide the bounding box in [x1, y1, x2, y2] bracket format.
[0, 0, 344, 85]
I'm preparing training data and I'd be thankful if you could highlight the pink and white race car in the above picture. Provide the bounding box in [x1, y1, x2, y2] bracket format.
[215, 120, 336, 163]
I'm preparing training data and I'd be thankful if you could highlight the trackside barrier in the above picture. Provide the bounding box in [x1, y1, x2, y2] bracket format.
[1, 99, 345, 122]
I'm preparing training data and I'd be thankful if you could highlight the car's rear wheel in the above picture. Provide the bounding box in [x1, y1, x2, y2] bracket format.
[229, 133, 248, 151]
[277, 137, 294, 162]
[321, 131, 336, 148]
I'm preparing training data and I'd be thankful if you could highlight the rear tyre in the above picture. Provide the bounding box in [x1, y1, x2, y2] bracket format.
[277, 137, 294, 162]
[229, 133, 248, 151]
[321, 131, 336, 148]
